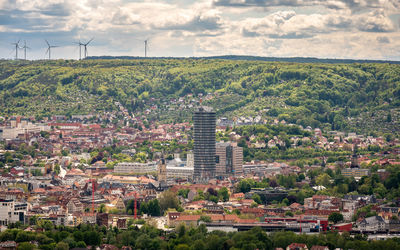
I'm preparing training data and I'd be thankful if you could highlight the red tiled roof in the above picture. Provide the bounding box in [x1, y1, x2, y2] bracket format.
[32, 188, 46, 194]
[287, 243, 307, 249]
[175, 214, 200, 221]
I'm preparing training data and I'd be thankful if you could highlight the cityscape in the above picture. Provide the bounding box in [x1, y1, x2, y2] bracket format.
[1, 0, 400, 249]
[0, 90, 399, 249]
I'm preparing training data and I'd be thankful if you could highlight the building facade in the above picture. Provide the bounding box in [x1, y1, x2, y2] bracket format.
[216, 142, 243, 177]
[166, 166, 194, 180]
[114, 162, 158, 174]
[193, 107, 216, 182]
[0, 199, 28, 226]
[342, 168, 370, 178]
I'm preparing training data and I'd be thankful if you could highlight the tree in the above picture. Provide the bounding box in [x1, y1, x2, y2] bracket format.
[83, 231, 101, 246]
[56, 241, 69, 250]
[192, 240, 206, 250]
[199, 215, 211, 223]
[252, 194, 262, 204]
[37, 220, 53, 231]
[387, 113, 392, 122]
[178, 189, 190, 198]
[285, 211, 294, 217]
[269, 179, 278, 187]
[175, 244, 190, 250]
[329, 212, 343, 224]
[159, 190, 179, 213]
[98, 204, 106, 213]
[16, 231, 34, 243]
[316, 173, 331, 187]
[218, 187, 230, 202]
[76, 241, 86, 248]
[238, 179, 252, 193]
[206, 188, 218, 197]
[145, 199, 161, 216]
[17, 242, 35, 250]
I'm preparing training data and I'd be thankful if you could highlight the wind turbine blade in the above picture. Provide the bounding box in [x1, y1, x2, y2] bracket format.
[72, 45, 79, 53]
[45, 39, 50, 47]
[8, 49, 14, 57]
[86, 38, 94, 45]
[17, 39, 20, 45]
[45, 48, 49, 55]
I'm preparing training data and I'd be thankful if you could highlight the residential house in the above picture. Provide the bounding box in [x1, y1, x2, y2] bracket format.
[357, 216, 387, 232]
[310, 246, 329, 250]
[66, 198, 84, 214]
[287, 243, 308, 250]
[82, 213, 96, 224]
[0, 241, 17, 250]
[111, 196, 126, 211]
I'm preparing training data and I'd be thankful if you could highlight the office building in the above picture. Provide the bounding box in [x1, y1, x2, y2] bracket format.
[0, 199, 27, 226]
[114, 161, 158, 174]
[342, 168, 370, 178]
[216, 142, 243, 177]
[193, 106, 216, 182]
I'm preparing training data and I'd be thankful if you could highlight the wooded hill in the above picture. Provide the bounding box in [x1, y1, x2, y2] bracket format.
[0, 59, 399, 134]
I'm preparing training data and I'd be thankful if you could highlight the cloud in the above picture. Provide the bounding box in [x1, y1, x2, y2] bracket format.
[240, 11, 329, 39]
[152, 10, 223, 32]
[213, 0, 400, 12]
[238, 8, 396, 41]
[0, 0, 399, 60]
[111, 9, 141, 25]
[40, 3, 70, 17]
[356, 10, 395, 32]
[377, 36, 389, 43]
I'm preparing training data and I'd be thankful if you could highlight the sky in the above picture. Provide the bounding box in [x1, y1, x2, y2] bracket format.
[0, 0, 399, 60]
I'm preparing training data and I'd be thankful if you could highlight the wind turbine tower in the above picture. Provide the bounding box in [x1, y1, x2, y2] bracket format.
[22, 40, 30, 60]
[45, 40, 58, 60]
[74, 40, 83, 60]
[82, 38, 94, 59]
[11, 40, 20, 60]
[144, 39, 148, 57]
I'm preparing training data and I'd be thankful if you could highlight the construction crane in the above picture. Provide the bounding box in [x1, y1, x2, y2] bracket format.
[134, 192, 138, 220]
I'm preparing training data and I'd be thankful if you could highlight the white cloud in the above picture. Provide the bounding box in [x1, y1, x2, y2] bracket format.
[0, 0, 399, 60]
[356, 10, 395, 32]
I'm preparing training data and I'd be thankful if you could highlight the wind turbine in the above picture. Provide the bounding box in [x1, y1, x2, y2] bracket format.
[82, 38, 94, 59]
[11, 40, 21, 60]
[21, 40, 30, 60]
[144, 39, 148, 57]
[45, 39, 59, 60]
[74, 40, 83, 60]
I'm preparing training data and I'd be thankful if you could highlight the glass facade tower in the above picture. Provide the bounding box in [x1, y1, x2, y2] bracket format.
[193, 106, 216, 182]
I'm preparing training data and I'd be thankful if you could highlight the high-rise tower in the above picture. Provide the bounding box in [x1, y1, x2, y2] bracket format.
[193, 106, 216, 182]
[216, 142, 243, 177]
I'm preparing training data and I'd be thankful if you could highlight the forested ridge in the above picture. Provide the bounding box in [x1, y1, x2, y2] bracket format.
[0, 59, 399, 134]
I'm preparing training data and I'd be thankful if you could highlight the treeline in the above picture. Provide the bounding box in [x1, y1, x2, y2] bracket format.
[0, 59, 399, 133]
[2, 222, 400, 250]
